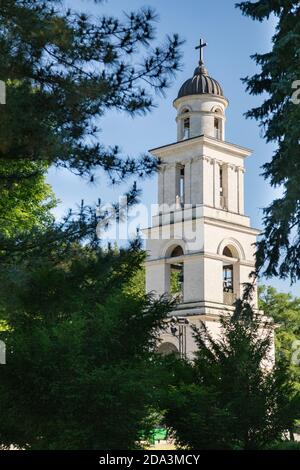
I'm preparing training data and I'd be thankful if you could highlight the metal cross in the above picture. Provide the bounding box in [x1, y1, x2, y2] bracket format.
[195, 38, 207, 64]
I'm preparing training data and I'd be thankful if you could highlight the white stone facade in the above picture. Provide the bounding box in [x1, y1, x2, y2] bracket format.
[144, 64, 261, 360]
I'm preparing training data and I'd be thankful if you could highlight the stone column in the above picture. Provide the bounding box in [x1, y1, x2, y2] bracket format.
[146, 261, 170, 298]
[190, 156, 203, 205]
[176, 116, 181, 141]
[213, 159, 221, 208]
[184, 160, 192, 205]
[237, 166, 245, 214]
[163, 162, 177, 207]
[183, 256, 204, 303]
[221, 116, 226, 141]
[227, 164, 238, 213]
[157, 164, 165, 206]
[202, 156, 214, 207]
[203, 257, 223, 303]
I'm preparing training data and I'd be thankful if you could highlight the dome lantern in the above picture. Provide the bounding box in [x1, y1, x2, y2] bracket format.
[173, 39, 228, 141]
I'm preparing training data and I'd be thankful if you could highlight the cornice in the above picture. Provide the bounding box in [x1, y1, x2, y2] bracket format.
[145, 250, 256, 267]
[149, 134, 252, 159]
[161, 156, 245, 173]
[203, 216, 261, 235]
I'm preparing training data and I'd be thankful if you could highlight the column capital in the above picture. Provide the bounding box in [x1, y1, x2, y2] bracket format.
[159, 163, 167, 173]
[190, 155, 202, 164]
[202, 155, 214, 164]
[165, 162, 177, 169]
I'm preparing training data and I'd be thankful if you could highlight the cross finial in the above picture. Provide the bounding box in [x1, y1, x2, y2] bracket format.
[195, 38, 207, 65]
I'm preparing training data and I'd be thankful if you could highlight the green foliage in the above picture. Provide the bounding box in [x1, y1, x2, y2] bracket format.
[266, 441, 300, 450]
[259, 285, 300, 392]
[0, 161, 56, 237]
[0, 0, 182, 451]
[162, 300, 298, 450]
[0, 243, 172, 450]
[0, 0, 182, 185]
[237, 1, 300, 282]
[124, 265, 146, 299]
[0, 0, 183, 255]
[170, 269, 182, 294]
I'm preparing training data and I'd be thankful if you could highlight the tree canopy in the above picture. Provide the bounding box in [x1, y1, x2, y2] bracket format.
[162, 300, 297, 449]
[237, 0, 300, 282]
[0, 0, 182, 185]
[0, 0, 181, 450]
[0, 161, 56, 237]
[0, 242, 172, 450]
[259, 285, 300, 395]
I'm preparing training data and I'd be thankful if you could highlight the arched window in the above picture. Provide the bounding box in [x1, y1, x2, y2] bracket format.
[180, 166, 185, 204]
[214, 117, 221, 139]
[169, 245, 184, 300]
[176, 165, 185, 206]
[171, 245, 184, 257]
[181, 109, 190, 140]
[222, 246, 235, 304]
[183, 117, 190, 139]
[223, 265, 233, 293]
[223, 246, 233, 258]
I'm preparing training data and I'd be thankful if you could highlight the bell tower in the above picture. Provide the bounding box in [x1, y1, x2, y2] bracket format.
[144, 41, 260, 358]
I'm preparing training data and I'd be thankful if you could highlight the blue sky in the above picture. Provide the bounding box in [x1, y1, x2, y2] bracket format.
[47, 0, 298, 296]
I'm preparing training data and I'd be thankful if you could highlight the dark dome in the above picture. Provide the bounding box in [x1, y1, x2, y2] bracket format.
[177, 64, 224, 99]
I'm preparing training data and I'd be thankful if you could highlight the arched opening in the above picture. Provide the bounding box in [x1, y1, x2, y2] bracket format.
[175, 165, 185, 206]
[171, 245, 184, 257]
[157, 342, 179, 356]
[214, 116, 221, 139]
[223, 265, 233, 293]
[218, 238, 245, 261]
[181, 108, 190, 140]
[180, 166, 185, 204]
[223, 246, 233, 258]
[222, 244, 239, 259]
[169, 245, 184, 301]
[222, 245, 238, 305]
[183, 117, 190, 139]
